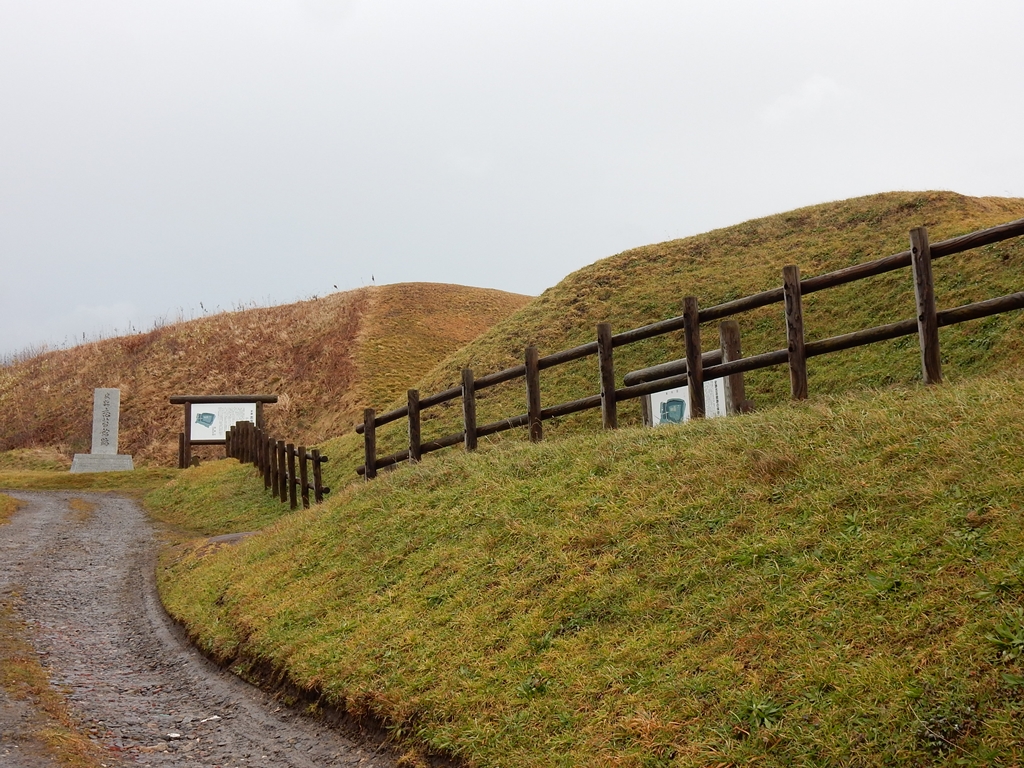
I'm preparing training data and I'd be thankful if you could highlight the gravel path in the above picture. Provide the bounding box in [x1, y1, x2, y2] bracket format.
[0, 491, 399, 768]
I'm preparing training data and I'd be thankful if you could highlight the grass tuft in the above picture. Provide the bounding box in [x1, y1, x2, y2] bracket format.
[0, 492, 23, 525]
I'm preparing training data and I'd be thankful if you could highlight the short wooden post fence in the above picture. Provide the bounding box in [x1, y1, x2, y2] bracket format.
[783, 264, 808, 400]
[683, 296, 704, 419]
[911, 226, 942, 385]
[354, 218, 1024, 478]
[597, 322, 616, 429]
[408, 390, 422, 463]
[462, 368, 478, 451]
[525, 345, 542, 442]
[224, 421, 331, 509]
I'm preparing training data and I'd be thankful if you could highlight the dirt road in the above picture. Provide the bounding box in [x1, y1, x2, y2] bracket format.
[0, 491, 398, 768]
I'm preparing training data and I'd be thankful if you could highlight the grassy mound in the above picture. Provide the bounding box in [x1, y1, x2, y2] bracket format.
[322, 191, 1024, 484]
[0, 283, 529, 466]
[154, 370, 1024, 766]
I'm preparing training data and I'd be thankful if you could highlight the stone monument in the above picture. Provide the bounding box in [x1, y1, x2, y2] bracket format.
[70, 388, 135, 473]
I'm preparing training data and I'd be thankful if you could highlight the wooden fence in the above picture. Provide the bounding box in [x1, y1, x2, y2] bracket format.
[356, 218, 1024, 479]
[226, 420, 330, 509]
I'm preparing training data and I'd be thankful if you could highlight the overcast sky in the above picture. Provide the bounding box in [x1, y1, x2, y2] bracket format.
[2, 0, 1022, 357]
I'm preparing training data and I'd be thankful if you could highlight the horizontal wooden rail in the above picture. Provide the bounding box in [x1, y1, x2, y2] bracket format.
[420, 386, 463, 409]
[542, 394, 602, 419]
[796, 291, 1024, 359]
[801, 251, 911, 294]
[699, 288, 785, 324]
[476, 364, 528, 390]
[538, 341, 599, 369]
[478, 413, 531, 438]
[703, 349, 791, 381]
[931, 217, 1024, 258]
[616, 375, 688, 402]
[611, 315, 686, 346]
[617, 373, 695, 402]
[936, 290, 1024, 326]
[622, 349, 724, 386]
[805, 319, 917, 357]
[421, 432, 466, 455]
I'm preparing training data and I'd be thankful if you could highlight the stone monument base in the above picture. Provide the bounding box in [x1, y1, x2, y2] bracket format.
[70, 454, 135, 473]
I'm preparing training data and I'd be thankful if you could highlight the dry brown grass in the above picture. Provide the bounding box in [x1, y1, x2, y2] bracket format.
[0, 283, 529, 466]
[0, 492, 23, 525]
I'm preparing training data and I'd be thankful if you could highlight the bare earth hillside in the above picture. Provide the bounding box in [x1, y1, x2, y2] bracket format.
[0, 283, 530, 465]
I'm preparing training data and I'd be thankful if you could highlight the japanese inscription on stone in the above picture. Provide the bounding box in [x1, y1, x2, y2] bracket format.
[90, 388, 120, 455]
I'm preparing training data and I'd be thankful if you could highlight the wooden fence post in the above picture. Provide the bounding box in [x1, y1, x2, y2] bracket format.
[299, 446, 310, 509]
[408, 389, 421, 463]
[287, 444, 298, 510]
[525, 345, 543, 441]
[263, 432, 272, 489]
[597, 323, 617, 429]
[182, 403, 192, 468]
[277, 440, 287, 503]
[462, 368, 478, 451]
[911, 226, 943, 384]
[683, 296, 705, 419]
[311, 449, 327, 503]
[719, 320, 745, 415]
[363, 408, 377, 480]
[783, 264, 808, 400]
[270, 435, 280, 498]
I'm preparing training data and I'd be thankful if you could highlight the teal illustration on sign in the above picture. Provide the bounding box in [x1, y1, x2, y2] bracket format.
[659, 398, 687, 424]
[195, 412, 216, 428]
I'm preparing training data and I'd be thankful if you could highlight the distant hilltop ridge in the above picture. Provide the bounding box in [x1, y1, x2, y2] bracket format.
[0, 283, 530, 465]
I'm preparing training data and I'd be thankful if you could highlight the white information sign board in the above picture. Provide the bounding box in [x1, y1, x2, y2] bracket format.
[189, 402, 257, 441]
[649, 378, 727, 426]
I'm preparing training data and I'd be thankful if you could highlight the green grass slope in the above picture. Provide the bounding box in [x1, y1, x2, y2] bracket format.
[154, 370, 1024, 767]
[321, 191, 1024, 485]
